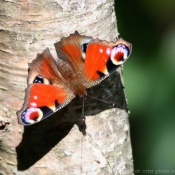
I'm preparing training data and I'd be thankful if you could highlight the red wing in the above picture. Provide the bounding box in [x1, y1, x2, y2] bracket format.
[17, 49, 75, 125]
[54, 31, 93, 82]
[83, 38, 132, 87]
[17, 84, 75, 125]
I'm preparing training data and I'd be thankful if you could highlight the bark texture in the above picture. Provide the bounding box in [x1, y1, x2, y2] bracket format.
[0, 0, 133, 174]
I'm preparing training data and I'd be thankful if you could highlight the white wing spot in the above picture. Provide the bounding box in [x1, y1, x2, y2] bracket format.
[99, 48, 103, 53]
[34, 96, 37, 100]
[30, 102, 37, 107]
[106, 48, 111, 55]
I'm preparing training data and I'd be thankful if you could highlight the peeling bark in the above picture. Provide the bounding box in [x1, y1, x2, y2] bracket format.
[0, 0, 133, 174]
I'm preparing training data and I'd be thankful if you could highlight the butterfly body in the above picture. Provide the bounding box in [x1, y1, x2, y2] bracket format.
[17, 31, 132, 125]
[56, 58, 87, 96]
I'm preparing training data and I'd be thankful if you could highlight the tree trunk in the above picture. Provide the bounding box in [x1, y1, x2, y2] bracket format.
[0, 0, 133, 174]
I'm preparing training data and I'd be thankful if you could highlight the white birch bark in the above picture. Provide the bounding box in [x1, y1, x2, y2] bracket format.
[0, 0, 133, 174]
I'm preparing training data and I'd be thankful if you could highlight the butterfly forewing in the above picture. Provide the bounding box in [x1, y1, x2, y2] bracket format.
[17, 84, 75, 125]
[83, 38, 132, 87]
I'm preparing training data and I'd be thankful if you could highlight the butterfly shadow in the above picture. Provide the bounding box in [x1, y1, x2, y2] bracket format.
[16, 71, 127, 170]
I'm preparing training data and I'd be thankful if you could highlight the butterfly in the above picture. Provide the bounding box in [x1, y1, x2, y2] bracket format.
[17, 31, 132, 125]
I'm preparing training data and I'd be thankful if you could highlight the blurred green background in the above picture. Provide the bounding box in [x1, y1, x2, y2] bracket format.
[115, 0, 175, 173]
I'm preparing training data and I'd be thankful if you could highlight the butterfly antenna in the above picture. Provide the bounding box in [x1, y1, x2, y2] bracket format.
[86, 95, 114, 106]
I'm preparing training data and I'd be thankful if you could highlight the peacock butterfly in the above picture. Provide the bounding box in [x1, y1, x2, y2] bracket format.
[17, 31, 132, 125]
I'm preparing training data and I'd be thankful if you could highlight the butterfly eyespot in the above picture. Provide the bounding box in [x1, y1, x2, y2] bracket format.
[115, 44, 130, 59]
[21, 105, 57, 124]
[111, 44, 130, 65]
[21, 107, 43, 124]
[33, 75, 43, 84]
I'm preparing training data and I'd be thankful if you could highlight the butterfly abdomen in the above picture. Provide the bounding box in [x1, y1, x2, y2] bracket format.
[57, 58, 87, 96]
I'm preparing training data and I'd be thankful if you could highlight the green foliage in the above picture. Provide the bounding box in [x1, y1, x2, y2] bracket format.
[115, 0, 175, 171]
